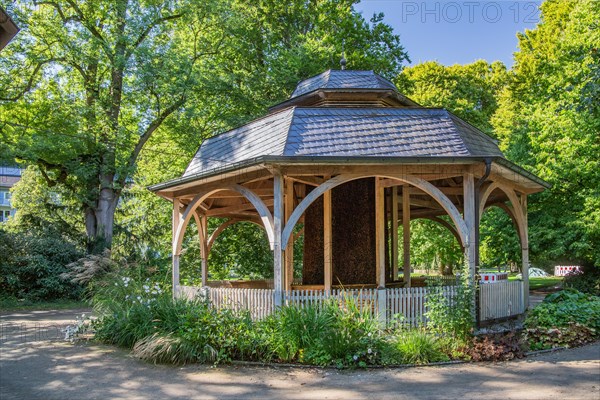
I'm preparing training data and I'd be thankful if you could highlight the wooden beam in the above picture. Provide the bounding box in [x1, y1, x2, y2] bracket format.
[391, 186, 399, 279]
[284, 179, 294, 291]
[407, 197, 443, 210]
[375, 177, 386, 288]
[402, 185, 411, 287]
[206, 199, 274, 216]
[281, 164, 469, 178]
[208, 188, 273, 198]
[169, 169, 273, 198]
[273, 172, 284, 307]
[286, 176, 325, 187]
[408, 187, 465, 196]
[172, 198, 181, 296]
[323, 178, 332, 291]
[521, 195, 530, 308]
[463, 172, 476, 282]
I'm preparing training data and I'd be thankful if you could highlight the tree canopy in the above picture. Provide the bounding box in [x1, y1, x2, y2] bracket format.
[1, 0, 408, 256]
[493, 0, 600, 267]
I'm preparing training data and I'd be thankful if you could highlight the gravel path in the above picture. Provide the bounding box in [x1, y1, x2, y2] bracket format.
[1, 309, 599, 400]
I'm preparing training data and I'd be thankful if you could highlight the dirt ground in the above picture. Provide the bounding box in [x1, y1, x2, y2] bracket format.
[1, 309, 599, 400]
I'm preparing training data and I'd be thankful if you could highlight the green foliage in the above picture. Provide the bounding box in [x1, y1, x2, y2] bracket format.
[425, 263, 474, 341]
[387, 329, 449, 365]
[524, 290, 600, 346]
[0, 226, 84, 301]
[492, 0, 600, 267]
[408, 218, 463, 274]
[563, 266, 600, 296]
[395, 60, 508, 136]
[263, 295, 383, 367]
[0, 0, 408, 254]
[525, 323, 597, 351]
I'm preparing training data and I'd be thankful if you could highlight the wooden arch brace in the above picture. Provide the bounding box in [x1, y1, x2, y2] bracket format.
[173, 184, 275, 256]
[479, 183, 527, 245]
[281, 174, 469, 250]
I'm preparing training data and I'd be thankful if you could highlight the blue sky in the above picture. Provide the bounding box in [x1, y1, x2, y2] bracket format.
[355, 0, 543, 67]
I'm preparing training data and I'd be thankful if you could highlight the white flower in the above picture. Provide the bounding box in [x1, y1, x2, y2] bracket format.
[143, 285, 149, 290]
[353, 355, 358, 361]
[125, 295, 130, 300]
[136, 296, 141, 300]
[368, 332, 372, 337]
[367, 348, 372, 354]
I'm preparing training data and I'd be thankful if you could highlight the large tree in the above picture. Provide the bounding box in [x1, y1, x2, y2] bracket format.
[1, 0, 408, 254]
[492, 0, 600, 267]
[394, 60, 511, 269]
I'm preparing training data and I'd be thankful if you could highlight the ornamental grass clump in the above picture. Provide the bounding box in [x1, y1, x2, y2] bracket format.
[263, 293, 384, 367]
[388, 329, 449, 365]
[93, 275, 269, 364]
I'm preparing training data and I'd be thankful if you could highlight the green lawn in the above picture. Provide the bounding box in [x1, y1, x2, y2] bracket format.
[506, 276, 563, 291]
[0, 297, 89, 312]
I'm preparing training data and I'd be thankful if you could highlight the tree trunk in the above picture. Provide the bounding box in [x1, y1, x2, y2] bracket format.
[84, 177, 119, 254]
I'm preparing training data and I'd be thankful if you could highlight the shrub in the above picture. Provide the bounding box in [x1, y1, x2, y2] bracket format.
[0, 228, 84, 301]
[262, 294, 383, 367]
[388, 329, 449, 365]
[524, 323, 596, 351]
[525, 289, 600, 332]
[524, 288, 600, 350]
[425, 263, 475, 342]
[563, 265, 600, 296]
[93, 275, 267, 364]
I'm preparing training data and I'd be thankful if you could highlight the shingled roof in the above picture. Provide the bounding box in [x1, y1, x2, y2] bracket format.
[184, 107, 502, 177]
[150, 68, 547, 192]
[291, 70, 398, 98]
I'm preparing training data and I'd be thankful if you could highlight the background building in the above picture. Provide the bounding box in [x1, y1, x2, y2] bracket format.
[0, 166, 21, 222]
[0, 6, 19, 51]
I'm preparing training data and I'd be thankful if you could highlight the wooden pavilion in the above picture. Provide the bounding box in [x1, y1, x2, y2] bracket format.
[150, 69, 548, 322]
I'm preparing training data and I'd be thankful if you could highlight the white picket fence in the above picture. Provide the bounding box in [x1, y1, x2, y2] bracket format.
[479, 280, 525, 321]
[284, 288, 378, 314]
[387, 286, 458, 327]
[209, 287, 275, 320]
[178, 281, 524, 324]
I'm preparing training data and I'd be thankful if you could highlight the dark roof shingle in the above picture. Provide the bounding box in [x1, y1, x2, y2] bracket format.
[183, 107, 503, 177]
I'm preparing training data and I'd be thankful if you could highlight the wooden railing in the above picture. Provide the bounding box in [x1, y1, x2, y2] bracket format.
[178, 282, 524, 324]
[387, 286, 458, 327]
[284, 288, 378, 315]
[209, 287, 275, 320]
[479, 280, 525, 321]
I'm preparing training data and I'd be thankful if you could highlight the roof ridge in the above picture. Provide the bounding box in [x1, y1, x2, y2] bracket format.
[444, 110, 500, 147]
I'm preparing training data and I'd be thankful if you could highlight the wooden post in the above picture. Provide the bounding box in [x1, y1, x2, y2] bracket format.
[521, 195, 530, 309]
[402, 185, 411, 287]
[201, 214, 208, 287]
[463, 172, 477, 323]
[284, 179, 294, 291]
[375, 177, 386, 288]
[392, 186, 399, 280]
[463, 172, 476, 282]
[323, 181, 333, 292]
[172, 198, 181, 298]
[377, 288, 388, 327]
[273, 172, 284, 307]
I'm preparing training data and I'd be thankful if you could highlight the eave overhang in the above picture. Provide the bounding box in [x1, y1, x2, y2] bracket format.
[149, 155, 549, 198]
